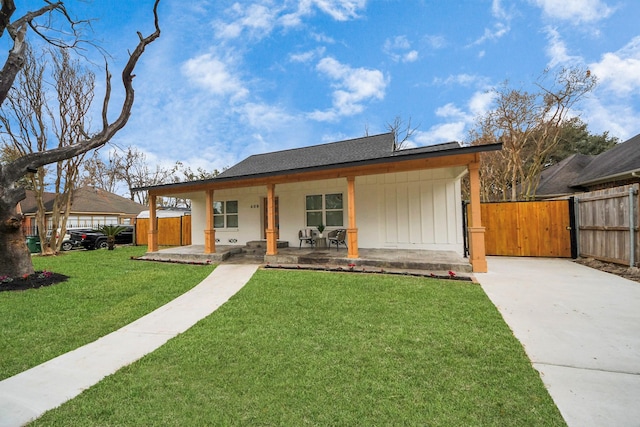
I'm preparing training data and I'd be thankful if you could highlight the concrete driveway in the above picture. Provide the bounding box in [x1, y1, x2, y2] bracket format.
[476, 257, 640, 427]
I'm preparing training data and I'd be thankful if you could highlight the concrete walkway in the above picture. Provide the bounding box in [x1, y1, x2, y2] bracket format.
[0, 264, 259, 427]
[476, 257, 640, 427]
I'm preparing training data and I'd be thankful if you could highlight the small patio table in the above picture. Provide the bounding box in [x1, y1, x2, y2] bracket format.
[315, 237, 327, 248]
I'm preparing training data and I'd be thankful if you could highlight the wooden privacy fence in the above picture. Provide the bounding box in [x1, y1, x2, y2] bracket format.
[135, 216, 191, 246]
[575, 184, 639, 267]
[471, 200, 572, 258]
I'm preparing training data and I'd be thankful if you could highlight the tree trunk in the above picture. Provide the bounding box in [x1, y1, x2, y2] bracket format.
[0, 202, 34, 277]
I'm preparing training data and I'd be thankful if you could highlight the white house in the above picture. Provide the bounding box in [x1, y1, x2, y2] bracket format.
[138, 133, 500, 272]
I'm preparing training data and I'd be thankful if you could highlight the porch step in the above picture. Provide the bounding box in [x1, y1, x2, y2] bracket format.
[264, 249, 472, 274]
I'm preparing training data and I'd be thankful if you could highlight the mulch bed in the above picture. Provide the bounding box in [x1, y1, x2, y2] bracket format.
[0, 271, 69, 292]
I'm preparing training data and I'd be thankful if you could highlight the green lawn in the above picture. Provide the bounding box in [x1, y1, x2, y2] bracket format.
[0, 246, 214, 380]
[30, 269, 566, 426]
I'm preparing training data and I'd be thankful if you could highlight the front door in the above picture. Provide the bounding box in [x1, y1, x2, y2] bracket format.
[262, 197, 279, 239]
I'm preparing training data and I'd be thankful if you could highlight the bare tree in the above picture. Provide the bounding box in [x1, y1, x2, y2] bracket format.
[111, 146, 164, 204]
[0, 0, 161, 278]
[83, 148, 220, 209]
[386, 116, 419, 150]
[1, 47, 97, 254]
[80, 150, 122, 194]
[46, 48, 96, 253]
[471, 67, 596, 201]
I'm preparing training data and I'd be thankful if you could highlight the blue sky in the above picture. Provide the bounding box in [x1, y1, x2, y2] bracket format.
[22, 0, 640, 174]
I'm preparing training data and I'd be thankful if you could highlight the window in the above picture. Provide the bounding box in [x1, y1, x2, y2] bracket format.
[306, 193, 343, 227]
[214, 200, 239, 228]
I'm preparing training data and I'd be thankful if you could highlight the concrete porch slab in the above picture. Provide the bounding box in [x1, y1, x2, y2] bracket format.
[138, 244, 473, 275]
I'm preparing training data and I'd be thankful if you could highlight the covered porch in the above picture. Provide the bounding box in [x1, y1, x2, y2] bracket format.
[138, 134, 501, 273]
[138, 242, 473, 276]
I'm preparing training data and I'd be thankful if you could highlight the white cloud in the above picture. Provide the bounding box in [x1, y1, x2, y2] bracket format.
[432, 73, 488, 87]
[309, 57, 388, 121]
[544, 27, 583, 67]
[404, 50, 419, 62]
[310, 32, 336, 44]
[237, 102, 296, 131]
[582, 97, 637, 141]
[289, 47, 326, 63]
[580, 36, 640, 140]
[532, 0, 614, 22]
[414, 122, 468, 146]
[491, 0, 510, 20]
[468, 91, 496, 116]
[423, 34, 446, 50]
[469, 0, 512, 46]
[590, 36, 640, 96]
[383, 36, 419, 63]
[435, 103, 469, 120]
[414, 90, 495, 146]
[311, 0, 367, 21]
[471, 22, 510, 46]
[214, 3, 279, 40]
[217, 1, 367, 39]
[181, 53, 249, 100]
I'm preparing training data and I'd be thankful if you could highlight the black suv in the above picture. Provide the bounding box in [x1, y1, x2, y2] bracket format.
[69, 226, 134, 250]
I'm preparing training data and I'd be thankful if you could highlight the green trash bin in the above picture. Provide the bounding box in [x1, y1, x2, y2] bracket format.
[26, 236, 41, 253]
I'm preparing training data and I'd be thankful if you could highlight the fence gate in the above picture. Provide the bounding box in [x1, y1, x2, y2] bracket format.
[135, 216, 192, 246]
[472, 200, 572, 257]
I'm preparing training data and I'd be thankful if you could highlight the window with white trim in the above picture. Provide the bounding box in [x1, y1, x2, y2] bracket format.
[214, 200, 238, 228]
[305, 193, 343, 227]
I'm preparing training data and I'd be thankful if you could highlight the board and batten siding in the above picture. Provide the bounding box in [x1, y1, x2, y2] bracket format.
[187, 167, 466, 254]
[358, 168, 466, 253]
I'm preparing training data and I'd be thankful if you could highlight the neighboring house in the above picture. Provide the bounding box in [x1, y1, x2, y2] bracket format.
[138, 133, 501, 272]
[537, 132, 640, 198]
[21, 186, 146, 234]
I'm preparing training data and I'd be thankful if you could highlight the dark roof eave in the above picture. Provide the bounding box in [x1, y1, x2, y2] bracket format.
[572, 167, 640, 188]
[136, 142, 502, 193]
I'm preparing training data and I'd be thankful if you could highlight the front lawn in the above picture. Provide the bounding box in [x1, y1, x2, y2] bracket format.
[32, 270, 566, 426]
[0, 246, 214, 380]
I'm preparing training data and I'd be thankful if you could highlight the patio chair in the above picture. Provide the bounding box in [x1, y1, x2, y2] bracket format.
[298, 229, 316, 248]
[328, 229, 347, 251]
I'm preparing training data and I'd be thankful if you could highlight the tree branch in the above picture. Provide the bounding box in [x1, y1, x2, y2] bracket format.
[4, 0, 161, 193]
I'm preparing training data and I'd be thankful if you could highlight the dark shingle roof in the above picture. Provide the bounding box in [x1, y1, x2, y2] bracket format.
[218, 133, 463, 179]
[573, 133, 640, 186]
[534, 132, 640, 196]
[134, 133, 502, 193]
[218, 133, 396, 178]
[20, 186, 145, 215]
[537, 154, 594, 196]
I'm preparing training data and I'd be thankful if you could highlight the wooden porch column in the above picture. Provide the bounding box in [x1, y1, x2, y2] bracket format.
[148, 194, 158, 252]
[204, 189, 216, 254]
[266, 183, 278, 255]
[346, 176, 359, 259]
[468, 156, 487, 272]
